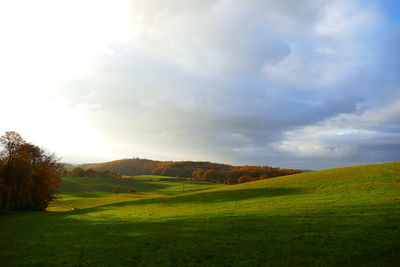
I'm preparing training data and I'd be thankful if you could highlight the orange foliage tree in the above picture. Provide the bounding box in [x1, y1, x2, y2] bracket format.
[0, 131, 61, 211]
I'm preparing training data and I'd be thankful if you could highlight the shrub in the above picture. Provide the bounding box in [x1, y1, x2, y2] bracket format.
[112, 185, 121, 194]
[128, 188, 136, 194]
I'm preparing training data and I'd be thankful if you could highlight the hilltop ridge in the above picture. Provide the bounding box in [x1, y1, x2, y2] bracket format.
[76, 158, 301, 184]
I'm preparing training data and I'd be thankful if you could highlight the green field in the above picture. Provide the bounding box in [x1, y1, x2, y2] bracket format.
[49, 175, 226, 211]
[1, 162, 400, 266]
[124, 175, 189, 181]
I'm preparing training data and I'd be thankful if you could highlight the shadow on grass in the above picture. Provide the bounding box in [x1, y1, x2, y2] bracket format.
[57, 191, 109, 199]
[166, 187, 305, 203]
[1, 202, 399, 266]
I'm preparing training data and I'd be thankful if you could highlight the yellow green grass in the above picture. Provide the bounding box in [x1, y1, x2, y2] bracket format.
[124, 175, 188, 181]
[1, 162, 399, 266]
[49, 175, 226, 211]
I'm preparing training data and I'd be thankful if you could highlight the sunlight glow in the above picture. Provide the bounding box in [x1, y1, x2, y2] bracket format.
[0, 0, 132, 161]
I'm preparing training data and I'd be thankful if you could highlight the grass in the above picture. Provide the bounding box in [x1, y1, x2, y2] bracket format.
[49, 176, 226, 211]
[0, 162, 399, 266]
[124, 174, 188, 181]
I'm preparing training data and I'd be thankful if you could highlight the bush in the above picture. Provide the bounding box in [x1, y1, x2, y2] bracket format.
[112, 185, 121, 194]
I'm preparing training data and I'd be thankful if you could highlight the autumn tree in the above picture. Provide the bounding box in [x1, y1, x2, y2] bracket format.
[192, 168, 204, 180]
[0, 131, 25, 209]
[237, 175, 252, 184]
[203, 169, 221, 183]
[0, 131, 61, 210]
[70, 167, 85, 177]
[15, 143, 61, 210]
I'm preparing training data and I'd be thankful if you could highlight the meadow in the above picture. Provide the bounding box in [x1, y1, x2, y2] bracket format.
[49, 175, 226, 211]
[122, 174, 188, 181]
[0, 162, 399, 266]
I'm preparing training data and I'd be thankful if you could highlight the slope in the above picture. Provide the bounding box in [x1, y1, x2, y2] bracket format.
[49, 175, 226, 211]
[0, 162, 399, 266]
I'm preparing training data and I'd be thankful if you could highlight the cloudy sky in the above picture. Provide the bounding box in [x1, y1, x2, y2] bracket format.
[0, 0, 399, 169]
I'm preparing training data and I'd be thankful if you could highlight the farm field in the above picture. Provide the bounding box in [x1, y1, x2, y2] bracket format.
[1, 162, 400, 266]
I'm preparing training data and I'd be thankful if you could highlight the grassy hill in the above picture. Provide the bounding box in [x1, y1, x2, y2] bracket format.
[1, 162, 399, 266]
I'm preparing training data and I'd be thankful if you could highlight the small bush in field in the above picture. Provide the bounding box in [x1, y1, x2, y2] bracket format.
[112, 185, 121, 194]
[128, 188, 136, 194]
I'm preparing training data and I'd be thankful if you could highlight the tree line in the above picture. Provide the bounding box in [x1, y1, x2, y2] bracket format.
[62, 166, 121, 179]
[0, 131, 61, 211]
[192, 165, 301, 184]
[80, 158, 301, 184]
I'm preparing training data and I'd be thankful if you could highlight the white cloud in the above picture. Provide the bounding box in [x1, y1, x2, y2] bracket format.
[314, 0, 380, 38]
[274, 98, 400, 161]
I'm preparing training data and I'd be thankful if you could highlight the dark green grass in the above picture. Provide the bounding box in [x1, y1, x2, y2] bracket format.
[1, 162, 399, 266]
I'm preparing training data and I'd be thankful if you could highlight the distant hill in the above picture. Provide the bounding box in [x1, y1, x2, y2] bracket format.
[80, 158, 301, 184]
[83, 158, 231, 175]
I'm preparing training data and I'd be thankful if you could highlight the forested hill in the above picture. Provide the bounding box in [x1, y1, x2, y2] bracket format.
[80, 158, 301, 184]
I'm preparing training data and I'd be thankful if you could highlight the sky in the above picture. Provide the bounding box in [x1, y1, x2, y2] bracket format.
[0, 0, 399, 170]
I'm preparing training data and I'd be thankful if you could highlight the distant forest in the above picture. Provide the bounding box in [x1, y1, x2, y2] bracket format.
[64, 158, 302, 184]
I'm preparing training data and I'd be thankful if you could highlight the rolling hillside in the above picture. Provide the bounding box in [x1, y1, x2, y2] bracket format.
[1, 162, 399, 266]
[49, 175, 226, 211]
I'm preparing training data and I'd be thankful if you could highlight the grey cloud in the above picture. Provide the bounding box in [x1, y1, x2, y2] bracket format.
[59, 0, 400, 169]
